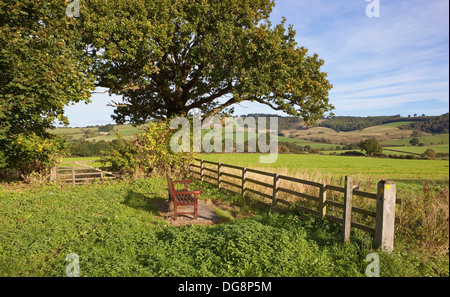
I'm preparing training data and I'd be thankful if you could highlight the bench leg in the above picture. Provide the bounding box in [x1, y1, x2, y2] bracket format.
[174, 202, 178, 220]
[194, 195, 198, 220]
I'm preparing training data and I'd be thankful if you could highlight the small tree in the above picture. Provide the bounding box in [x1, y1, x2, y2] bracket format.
[102, 121, 194, 179]
[359, 139, 383, 157]
[410, 137, 420, 146]
[423, 149, 436, 160]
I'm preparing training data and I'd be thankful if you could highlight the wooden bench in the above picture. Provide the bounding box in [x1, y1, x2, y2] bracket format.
[166, 174, 202, 220]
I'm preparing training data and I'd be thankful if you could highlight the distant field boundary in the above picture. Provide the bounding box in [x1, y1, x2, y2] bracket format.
[383, 148, 422, 156]
[190, 159, 402, 252]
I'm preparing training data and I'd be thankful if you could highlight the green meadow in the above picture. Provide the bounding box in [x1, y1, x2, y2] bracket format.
[0, 179, 448, 277]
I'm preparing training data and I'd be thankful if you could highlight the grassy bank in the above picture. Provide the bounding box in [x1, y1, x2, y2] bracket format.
[0, 179, 448, 277]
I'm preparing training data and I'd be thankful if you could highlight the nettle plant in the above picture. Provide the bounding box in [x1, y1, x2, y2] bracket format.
[102, 121, 195, 179]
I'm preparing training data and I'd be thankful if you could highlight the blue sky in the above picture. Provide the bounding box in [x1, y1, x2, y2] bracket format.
[64, 0, 449, 127]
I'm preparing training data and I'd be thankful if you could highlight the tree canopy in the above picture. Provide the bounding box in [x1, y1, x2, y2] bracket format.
[358, 139, 383, 157]
[0, 0, 94, 178]
[80, 0, 334, 124]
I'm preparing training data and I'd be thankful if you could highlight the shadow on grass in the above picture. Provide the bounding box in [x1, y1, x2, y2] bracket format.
[122, 189, 166, 216]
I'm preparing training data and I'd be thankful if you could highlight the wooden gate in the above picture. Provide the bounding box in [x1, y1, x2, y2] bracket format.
[50, 161, 116, 184]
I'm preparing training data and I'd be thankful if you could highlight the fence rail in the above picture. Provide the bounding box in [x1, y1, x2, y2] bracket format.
[190, 158, 401, 252]
[50, 162, 116, 184]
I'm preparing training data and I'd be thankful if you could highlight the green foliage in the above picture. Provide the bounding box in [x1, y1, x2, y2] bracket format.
[98, 124, 115, 133]
[422, 148, 436, 160]
[102, 121, 194, 178]
[318, 114, 449, 133]
[358, 139, 383, 157]
[0, 179, 447, 277]
[400, 113, 449, 134]
[68, 140, 113, 157]
[0, 0, 95, 178]
[0, 133, 65, 180]
[410, 137, 420, 146]
[81, 0, 333, 123]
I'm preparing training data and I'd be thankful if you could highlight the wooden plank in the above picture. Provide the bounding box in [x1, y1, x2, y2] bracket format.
[246, 178, 273, 189]
[278, 187, 320, 203]
[353, 190, 377, 200]
[246, 168, 276, 177]
[203, 167, 218, 174]
[351, 222, 375, 235]
[294, 204, 320, 216]
[74, 162, 102, 172]
[326, 200, 344, 209]
[246, 188, 272, 200]
[202, 160, 219, 165]
[278, 198, 322, 217]
[220, 180, 241, 189]
[221, 163, 245, 171]
[190, 164, 201, 169]
[326, 214, 343, 224]
[325, 185, 345, 193]
[352, 206, 376, 218]
[220, 172, 242, 180]
[279, 175, 323, 188]
[203, 174, 218, 181]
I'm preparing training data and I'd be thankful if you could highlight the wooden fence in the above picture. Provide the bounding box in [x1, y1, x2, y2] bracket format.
[190, 159, 402, 252]
[50, 161, 116, 185]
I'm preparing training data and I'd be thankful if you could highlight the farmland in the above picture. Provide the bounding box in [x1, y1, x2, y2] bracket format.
[197, 154, 449, 184]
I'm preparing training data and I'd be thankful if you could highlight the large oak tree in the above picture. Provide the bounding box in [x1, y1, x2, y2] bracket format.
[81, 0, 334, 125]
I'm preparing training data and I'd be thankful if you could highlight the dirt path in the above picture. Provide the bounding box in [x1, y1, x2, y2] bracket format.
[156, 200, 219, 226]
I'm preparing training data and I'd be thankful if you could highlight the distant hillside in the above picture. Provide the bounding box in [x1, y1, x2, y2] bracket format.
[316, 114, 449, 133]
[399, 113, 449, 134]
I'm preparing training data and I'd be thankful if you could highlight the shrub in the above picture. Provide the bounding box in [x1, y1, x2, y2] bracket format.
[423, 149, 436, 160]
[0, 133, 65, 181]
[102, 121, 195, 179]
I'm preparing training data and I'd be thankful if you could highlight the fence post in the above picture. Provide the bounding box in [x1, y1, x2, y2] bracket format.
[342, 176, 353, 244]
[374, 181, 397, 252]
[241, 167, 247, 198]
[218, 162, 222, 189]
[272, 174, 279, 208]
[71, 162, 76, 185]
[319, 184, 327, 219]
[50, 165, 57, 184]
[200, 160, 204, 182]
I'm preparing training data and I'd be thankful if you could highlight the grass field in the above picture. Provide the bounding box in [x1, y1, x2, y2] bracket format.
[197, 153, 449, 197]
[381, 133, 449, 146]
[49, 125, 145, 142]
[283, 123, 420, 145]
[0, 178, 447, 277]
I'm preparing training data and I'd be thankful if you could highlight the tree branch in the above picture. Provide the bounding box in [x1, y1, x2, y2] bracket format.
[187, 82, 234, 110]
[203, 97, 237, 118]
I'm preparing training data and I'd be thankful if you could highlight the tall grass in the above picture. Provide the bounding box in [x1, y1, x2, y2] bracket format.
[205, 164, 449, 257]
